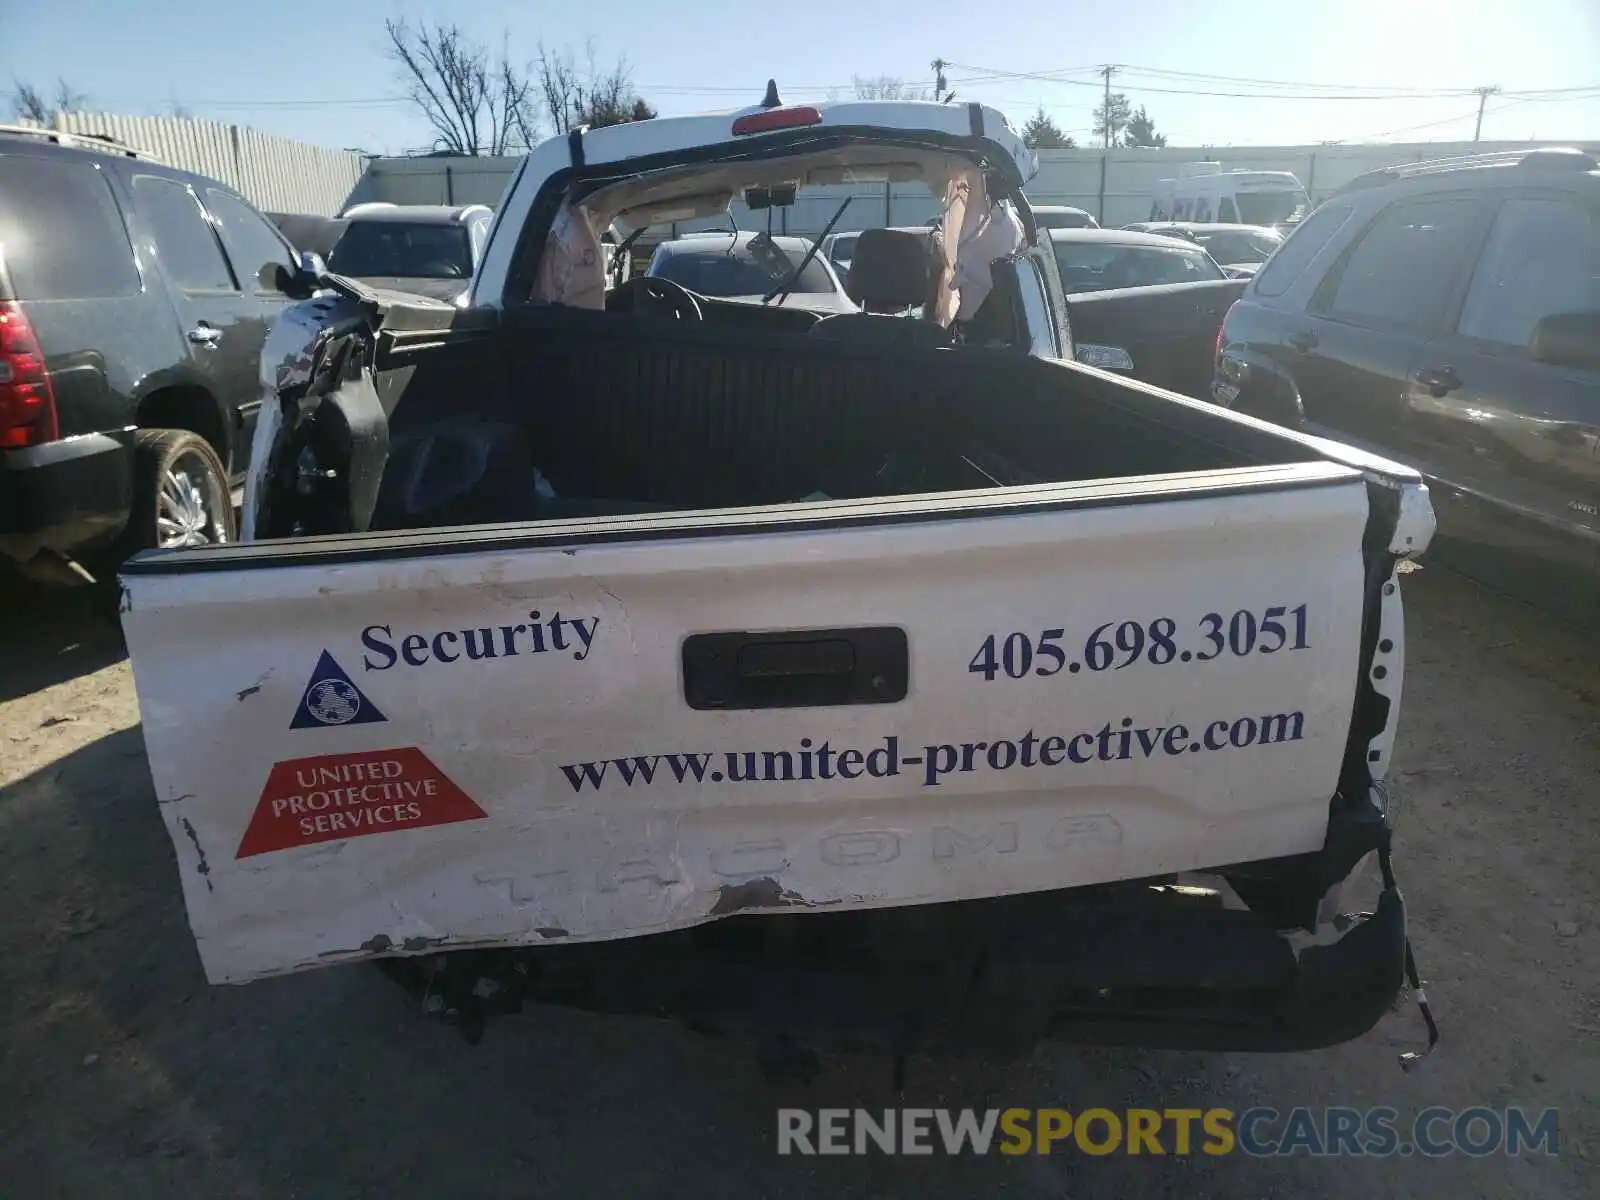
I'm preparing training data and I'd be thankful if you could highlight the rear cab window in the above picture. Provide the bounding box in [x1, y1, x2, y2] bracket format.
[0, 154, 141, 300]
[132, 174, 238, 292]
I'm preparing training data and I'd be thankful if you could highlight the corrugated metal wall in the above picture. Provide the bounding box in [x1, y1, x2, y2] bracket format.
[17, 112, 368, 216]
[349, 136, 1598, 233]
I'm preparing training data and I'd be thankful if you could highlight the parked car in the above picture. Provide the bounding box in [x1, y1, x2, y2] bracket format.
[646, 230, 857, 314]
[1045, 227, 1244, 394]
[266, 211, 348, 260]
[1030, 204, 1099, 230]
[820, 229, 859, 275]
[1048, 228, 1228, 294]
[1124, 222, 1284, 277]
[324, 203, 493, 303]
[119, 96, 1439, 1068]
[1214, 146, 1600, 625]
[0, 123, 314, 586]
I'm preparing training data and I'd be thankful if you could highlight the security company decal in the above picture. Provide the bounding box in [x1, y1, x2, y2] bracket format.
[291, 650, 387, 729]
[357, 608, 602, 671]
[235, 748, 487, 858]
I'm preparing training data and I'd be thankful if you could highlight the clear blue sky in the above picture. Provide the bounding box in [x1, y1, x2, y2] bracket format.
[4, 0, 1597, 154]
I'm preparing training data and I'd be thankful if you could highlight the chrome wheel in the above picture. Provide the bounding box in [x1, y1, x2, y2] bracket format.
[156, 451, 228, 549]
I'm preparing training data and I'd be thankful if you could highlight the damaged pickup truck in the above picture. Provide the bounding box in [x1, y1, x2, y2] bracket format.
[120, 92, 1440, 1067]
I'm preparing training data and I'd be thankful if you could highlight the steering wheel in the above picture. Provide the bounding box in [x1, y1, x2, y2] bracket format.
[607, 276, 704, 321]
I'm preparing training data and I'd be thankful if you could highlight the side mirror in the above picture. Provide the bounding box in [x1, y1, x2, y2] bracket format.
[259, 252, 327, 300]
[1529, 310, 1600, 372]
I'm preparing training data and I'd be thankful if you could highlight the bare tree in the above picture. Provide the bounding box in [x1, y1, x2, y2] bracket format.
[852, 75, 931, 102]
[386, 19, 536, 156]
[11, 77, 87, 121]
[535, 42, 655, 133]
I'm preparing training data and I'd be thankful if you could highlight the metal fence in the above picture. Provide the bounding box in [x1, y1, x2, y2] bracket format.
[348, 136, 1600, 234]
[18, 111, 368, 216]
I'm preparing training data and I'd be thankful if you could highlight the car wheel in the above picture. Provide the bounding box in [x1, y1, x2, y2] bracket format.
[125, 429, 236, 553]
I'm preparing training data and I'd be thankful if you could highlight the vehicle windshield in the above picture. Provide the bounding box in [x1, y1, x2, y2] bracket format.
[651, 237, 837, 295]
[1235, 191, 1309, 227]
[1194, 229, 1282, 263]
[327, 222, 473, 279]
[1052, 240, 1226, 292]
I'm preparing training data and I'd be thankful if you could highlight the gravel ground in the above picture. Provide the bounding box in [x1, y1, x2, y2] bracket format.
[0, 563, 1595, 1198]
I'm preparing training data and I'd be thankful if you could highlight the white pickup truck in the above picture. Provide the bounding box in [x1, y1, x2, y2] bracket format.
[120, 93, 1439, 1062]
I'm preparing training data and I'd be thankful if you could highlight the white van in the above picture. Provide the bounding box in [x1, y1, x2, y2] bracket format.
[1149, 164, 1309, 228]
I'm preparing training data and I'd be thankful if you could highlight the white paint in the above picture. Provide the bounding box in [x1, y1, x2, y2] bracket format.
[123, 472, 1384, 984]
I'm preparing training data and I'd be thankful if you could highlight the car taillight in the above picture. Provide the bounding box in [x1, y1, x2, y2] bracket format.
[731, 106, 822, 136]
[0, 302, 58, 449]
[1214, 323, 1225, 367]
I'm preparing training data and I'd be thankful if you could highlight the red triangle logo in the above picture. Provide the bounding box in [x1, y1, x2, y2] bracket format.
[236, 747, 487, 859]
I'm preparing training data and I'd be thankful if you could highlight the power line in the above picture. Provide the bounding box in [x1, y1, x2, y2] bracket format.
[946, 61, 1600, 102]
[1336, 98, 1531, 143]
[1112, 64, 1481, 94]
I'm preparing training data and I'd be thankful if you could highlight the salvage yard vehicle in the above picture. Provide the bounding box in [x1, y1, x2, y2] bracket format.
[1215, 147, 1600, 627]
[1049, 227, 1248, 397]
[324, 203, 494, 304]
[120, 92, 1440, 1066]
[0, 124, 309, 586]
[646, 230, 857, 315]
[1124, 221, 1285, 277]
[1150, 163, 1310, 229]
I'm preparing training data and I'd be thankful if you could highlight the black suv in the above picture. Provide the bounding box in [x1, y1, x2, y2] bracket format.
[0, 125, 312, 585]
[1214, 148, 1600, 625]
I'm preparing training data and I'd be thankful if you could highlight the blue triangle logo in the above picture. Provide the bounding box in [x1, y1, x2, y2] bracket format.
[290, 650, 388, 729]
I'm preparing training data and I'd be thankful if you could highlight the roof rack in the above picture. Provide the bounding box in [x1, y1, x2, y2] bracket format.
[0, 122, 153, 159]
[1335, 146, 1597, 194]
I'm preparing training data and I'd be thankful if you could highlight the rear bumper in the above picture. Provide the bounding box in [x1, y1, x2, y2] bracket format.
[0, 429, 135, 566]
[381, 867, 1409, 1056]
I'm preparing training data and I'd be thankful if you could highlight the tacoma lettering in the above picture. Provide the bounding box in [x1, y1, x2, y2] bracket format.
[361, 609, 601, 671]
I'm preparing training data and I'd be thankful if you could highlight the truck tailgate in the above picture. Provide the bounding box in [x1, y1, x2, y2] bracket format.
[122, 463, 1375, 983]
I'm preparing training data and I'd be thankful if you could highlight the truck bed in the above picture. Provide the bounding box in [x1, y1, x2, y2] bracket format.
[120, 298, 1429, 987]
[358, 302, 1317, 534]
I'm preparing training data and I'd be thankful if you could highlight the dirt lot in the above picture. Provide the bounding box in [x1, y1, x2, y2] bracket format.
[0, 564, 1595, 1198]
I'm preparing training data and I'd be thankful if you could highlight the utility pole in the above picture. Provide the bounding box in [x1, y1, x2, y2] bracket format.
[931, 58, 949, 103]
[1099, 64, 1119, 149]
[1472, 85, 1501, 142]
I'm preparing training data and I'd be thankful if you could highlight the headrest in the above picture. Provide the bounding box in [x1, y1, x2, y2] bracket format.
[845, 228, 933, 312]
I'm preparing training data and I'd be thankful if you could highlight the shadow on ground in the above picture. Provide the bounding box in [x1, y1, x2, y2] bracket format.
[0, 566, 1592, 1198]
[0, 576, 126, 704]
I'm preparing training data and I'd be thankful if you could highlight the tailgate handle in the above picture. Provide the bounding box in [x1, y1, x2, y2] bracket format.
[683, 627, 908, 710]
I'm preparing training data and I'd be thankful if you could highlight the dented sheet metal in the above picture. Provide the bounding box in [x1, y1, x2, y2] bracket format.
[123, 470, 1374, 984]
